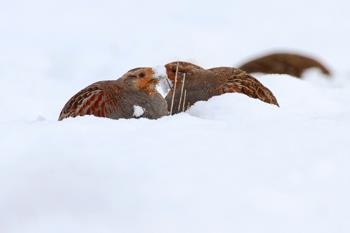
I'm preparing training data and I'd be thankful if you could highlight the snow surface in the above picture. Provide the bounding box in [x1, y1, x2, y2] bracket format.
[1, 0, 350, 232]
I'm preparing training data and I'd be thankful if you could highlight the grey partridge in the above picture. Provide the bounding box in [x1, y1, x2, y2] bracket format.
[164, 61, 279, 114]
[238, 52, 331, 78]
[58, 67, 169, 120]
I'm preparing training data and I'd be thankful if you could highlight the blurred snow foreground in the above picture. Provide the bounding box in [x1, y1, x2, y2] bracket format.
[1, 70, 350, 233]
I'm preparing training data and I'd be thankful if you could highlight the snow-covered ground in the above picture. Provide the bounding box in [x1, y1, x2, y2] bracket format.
[1, 0, 350, 232]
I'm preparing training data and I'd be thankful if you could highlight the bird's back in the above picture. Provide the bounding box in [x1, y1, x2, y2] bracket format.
[239, 53, 331, 78]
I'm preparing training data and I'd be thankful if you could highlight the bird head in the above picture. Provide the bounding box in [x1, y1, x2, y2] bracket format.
[164, 61, 204, 83]
[120, 67, 160, 95]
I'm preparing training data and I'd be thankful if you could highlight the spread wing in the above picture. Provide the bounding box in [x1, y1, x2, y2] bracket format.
[210, 67, 279, 106]
[58, 82, 119, 120]
[223, 75, 279, 106]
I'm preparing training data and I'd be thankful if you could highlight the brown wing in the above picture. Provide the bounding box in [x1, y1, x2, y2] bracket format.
[209, 67, 279, 106]
[223, 75, 279, 106]
[58, 81, 119, 121]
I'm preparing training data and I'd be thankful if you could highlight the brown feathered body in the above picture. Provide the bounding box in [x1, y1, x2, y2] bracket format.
[58, 68, 168, 120]
[238, 53, 331, 78]
[164, 62, 279, 114]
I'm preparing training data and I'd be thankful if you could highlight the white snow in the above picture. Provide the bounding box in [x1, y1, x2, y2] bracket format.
[153, 65, 172, 97]
[1, 0, 350, 232]
[133, 105, 145, 117]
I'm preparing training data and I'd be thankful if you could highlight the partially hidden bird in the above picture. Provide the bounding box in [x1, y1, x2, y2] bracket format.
[163, 61, 279, 114]
[238, 52, 331, 78]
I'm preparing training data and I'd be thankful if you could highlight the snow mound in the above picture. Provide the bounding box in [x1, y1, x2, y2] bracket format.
[188, 74, 345, 122]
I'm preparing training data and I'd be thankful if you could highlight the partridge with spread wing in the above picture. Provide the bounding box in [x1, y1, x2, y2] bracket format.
[58, 67, 168, 120]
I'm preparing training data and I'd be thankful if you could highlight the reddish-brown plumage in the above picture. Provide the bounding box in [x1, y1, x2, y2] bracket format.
[58, 67, 169, 120]
[238, 52, 331, 78]
[164, 61, 279, 114]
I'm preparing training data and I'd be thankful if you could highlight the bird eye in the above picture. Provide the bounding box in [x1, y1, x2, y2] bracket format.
[138, 72, 145, 78]
[172, 67, 177, 73]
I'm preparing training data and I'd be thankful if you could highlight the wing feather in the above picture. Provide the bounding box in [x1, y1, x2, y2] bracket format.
[58, 82, 118, 120]
[209, 67, 279, 106]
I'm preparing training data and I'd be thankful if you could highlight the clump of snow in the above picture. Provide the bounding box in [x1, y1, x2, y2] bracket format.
[152, 65, 167, 78]
[153, 65, 172, 98]
[133, 105, 145, 117]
